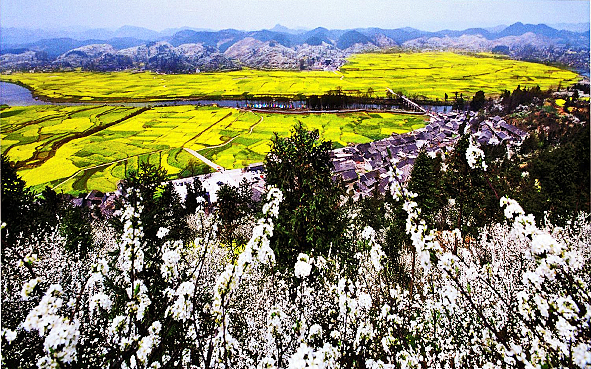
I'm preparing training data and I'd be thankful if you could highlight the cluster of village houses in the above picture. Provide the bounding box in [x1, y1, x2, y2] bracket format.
[75, 110, 529, 215]
[330, 111, 528, 198]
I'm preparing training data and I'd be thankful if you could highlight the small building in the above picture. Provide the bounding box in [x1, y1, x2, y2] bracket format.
[340, 169, 358, 183]
[333, 160, 357, 173]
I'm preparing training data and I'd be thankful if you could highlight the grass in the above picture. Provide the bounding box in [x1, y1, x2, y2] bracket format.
[1, 52, 580, 102]
[1, 106, 425, 193]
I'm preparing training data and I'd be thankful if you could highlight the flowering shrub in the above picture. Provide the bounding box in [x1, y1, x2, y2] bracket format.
[2, 137, 590, 368]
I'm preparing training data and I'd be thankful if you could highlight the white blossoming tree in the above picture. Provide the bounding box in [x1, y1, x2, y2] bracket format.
[3, 128, 590, 369]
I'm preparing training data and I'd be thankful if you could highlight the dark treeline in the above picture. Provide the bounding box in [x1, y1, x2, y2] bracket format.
[247, 89, 435, 112]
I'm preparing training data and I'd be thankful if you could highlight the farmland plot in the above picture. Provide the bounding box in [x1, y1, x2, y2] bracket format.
[1, 106, 425, 193]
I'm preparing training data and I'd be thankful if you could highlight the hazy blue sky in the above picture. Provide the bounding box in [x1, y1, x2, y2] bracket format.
[1, 0, 589, 31]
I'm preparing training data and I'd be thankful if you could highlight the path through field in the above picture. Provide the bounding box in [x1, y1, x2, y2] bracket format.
[387, 88, 427, 113]
[183, 147, 225, 171]
[188, 113, 265, 171]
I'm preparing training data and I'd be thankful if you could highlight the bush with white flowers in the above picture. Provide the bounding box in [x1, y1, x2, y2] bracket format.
[2, 151, 590, 369]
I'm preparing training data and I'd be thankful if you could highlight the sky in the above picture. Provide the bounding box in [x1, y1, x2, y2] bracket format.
[1, 0, 589, 32]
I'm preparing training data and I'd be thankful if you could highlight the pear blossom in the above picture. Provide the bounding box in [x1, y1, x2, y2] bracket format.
[3, 328, 17, 343]
[466, 137, 487, 171]
[294, 253, 312, 278]
[21, 278, 40, 300]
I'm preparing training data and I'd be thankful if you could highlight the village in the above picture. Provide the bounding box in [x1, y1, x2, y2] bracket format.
[329, 110, 528, 198]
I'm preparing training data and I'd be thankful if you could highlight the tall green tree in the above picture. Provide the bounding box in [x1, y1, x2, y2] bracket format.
[407, 150, 443, 224]
[113, 162, 190, 245]
[216, 178, 256, 248]
[470, 90, 486, 111]
[1, 155, 60, 252]
[523, 123, 590, 224]
[442, 136, 501, 246]
[184, 178, 208, 216]
[264, 123, 347, 268]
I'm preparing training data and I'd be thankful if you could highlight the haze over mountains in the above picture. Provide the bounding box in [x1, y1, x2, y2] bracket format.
[1, 22, 589, 73]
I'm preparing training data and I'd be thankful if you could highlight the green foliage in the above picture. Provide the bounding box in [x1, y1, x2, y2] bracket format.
[408, 151, 443, 224]
[184, 178, 208, 216]
[500, 85, 547, 113]
[100, 162, 215, 367]
[452, 96, 466, 111]
[470, 90, 486, 112]
[114, 162, 191, 244]
[355, 190, 411, 287]
[1, 154, 57, 250]
[522, 123, 590, 224]
[265, 123, 347, 269]
[442, 136, 501, 239]
[59, 206, 93, 257]
[216, 178, 257, 247]
[382, 195, 412, 287]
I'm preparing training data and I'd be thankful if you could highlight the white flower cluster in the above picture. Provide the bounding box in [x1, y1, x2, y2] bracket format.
[294, 253, 313, 278]
[107, 315, 129, 339]
[386, 167, 404, 199]
[89, 292, 112, 314]
[466, 136, 487, 171]
[18, 253, 39, 267]
[212, 187, 283, 319]
[156, 227, 169, 239]
[117, 203, 145, 279]
[361, 226, 385, 272]
[403, 192, 441, 271]
[136, 321, 162, 365]
[126, 279, 151, 320]
[22, 284, 80, 366]
[166, 281, 195, 321]
[2, 328, 17, 343]
[21, 277, 40, 300]
[9, 161, 591, 369]
[91, 258, 109, 281]
[497, 197, 591, 367]
[390, 197, 591, 369]
[287, 343, 339, 369]
[160, 240, 183, 282]
[267, 307, 287, 339]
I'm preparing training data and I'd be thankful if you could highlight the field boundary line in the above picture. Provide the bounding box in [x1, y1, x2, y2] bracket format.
[19, 106, 150, 170]
[195, 113, 262, 149]
[248, 112, 263, 135]
[181, 112, 233, 147]
[52, 148, 165, 191]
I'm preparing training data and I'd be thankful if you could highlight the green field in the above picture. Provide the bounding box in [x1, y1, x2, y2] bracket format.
[1, 52, 579, 102]
[1, 105, 426, 193]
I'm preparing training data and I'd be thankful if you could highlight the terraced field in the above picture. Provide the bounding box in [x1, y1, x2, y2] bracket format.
[1, 52, 579, 102]
[1, 105, 426, 194]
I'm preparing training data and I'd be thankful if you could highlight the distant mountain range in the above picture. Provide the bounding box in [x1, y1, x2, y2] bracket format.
[1, 22, 589, 73]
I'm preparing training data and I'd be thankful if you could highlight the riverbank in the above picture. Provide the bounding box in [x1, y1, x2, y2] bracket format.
[1, 81, 452, 112]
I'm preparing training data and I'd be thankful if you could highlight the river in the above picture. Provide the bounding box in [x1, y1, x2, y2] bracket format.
[0, 81, 452, 112]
